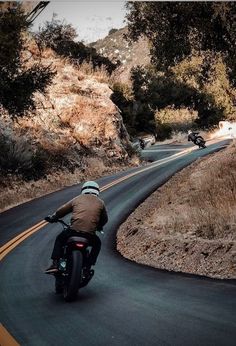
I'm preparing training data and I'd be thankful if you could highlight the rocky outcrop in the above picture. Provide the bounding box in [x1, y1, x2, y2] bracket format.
[14, 47, 132, 162]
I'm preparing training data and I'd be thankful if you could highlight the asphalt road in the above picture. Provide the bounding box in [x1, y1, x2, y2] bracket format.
[141, 143, 192, 161]
[0, 139, 236, 346]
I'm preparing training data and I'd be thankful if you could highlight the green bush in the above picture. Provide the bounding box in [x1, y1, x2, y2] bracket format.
[155, 107, 197, 132]
[111, 82, 134, 128]
[155, 123, 172, 141]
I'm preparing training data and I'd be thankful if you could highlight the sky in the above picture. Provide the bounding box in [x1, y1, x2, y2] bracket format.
[32, 1, 127, 43]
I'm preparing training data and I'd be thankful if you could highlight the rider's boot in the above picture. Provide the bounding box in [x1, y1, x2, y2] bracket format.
[45, 259, 59, 274]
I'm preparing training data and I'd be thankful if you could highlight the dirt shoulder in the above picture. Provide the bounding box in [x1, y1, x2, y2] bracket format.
[0, 157, 140, 213]
[117, 142, 236, 279]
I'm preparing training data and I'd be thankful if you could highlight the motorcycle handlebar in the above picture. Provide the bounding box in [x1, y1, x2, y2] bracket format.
[47, 218, 104, 234]
[57, 219, 69, 227]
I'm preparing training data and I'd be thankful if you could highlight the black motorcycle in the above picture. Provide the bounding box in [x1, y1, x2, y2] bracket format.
[139, 138, 145, 150]
[188, 132, 206, 149]
[194, 135, 206, 149]
[46, 219, 96, 302]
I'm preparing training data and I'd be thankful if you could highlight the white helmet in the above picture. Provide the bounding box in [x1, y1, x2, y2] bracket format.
[81, 181, 100, 196]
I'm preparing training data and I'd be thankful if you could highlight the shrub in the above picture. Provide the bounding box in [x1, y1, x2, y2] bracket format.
[0, 132, 33, 176]
[109, 28, 118, 35]
[111, 82, 134, 129]
[35, 14, 77, 51]
[0, 130, 81, 181]
[155, 123, 172, 141]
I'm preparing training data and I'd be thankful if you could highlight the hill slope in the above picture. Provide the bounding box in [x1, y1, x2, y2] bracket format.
[0, 42, 138, 212]
[117, 142, 236, 279]
[91, 27, 150, 82]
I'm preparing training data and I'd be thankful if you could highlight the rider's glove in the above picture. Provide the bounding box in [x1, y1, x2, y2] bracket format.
[97, 227, 104, 234]
[45, 214, 58, 223]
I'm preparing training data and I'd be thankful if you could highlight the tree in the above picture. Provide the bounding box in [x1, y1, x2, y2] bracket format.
[35, 17, 119, 74]
[126, 2, 236, 85]
[35, 14, 77, 51]
[0, 4, 55, 117]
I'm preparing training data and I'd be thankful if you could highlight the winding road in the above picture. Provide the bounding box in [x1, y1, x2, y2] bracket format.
[0, 138, 236, 346]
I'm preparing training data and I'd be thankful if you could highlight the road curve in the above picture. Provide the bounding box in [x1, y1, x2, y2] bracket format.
[0, 139, 236, 346]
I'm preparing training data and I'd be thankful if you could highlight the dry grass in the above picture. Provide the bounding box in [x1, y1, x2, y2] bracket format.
[155, 107, 198, 132]
[155, 141, 236, 240]
[78, 62, 111, 84]
[0, 158, 136, 213]
[0, 172, 83, 212]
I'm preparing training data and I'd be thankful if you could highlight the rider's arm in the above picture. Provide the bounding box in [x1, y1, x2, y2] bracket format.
[98, 205, 108, 229]
[55, 200, 73, 219]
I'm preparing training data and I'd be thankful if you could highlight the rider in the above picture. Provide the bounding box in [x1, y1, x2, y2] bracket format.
[45, 181, 108, 274]
[188, 130, 199, 144]
[139, 138, 145, 150]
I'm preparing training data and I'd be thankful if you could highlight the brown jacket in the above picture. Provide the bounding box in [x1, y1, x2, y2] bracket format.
[55, 194, 108, 234]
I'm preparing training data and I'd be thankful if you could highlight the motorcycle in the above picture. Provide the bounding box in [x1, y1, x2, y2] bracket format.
[194, 135, 206, 149]
[45, 219, 97, 302]
[139, 139, 145, 150]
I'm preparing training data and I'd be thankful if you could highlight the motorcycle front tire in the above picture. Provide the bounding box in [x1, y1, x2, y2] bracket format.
[63, 250, 83, 302]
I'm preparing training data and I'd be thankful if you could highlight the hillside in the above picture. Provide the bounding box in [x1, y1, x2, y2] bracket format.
[117, 141, 236, 279]
[91, 27, 150, 82]
[0, 41, 139, 212]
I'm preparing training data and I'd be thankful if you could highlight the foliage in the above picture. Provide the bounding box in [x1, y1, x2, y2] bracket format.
[35, 16, 120, 74]
[111, 82, 134, 131]
[0, 5, 55, 117]
[111, 59, 236, 139]
[155, 107, 197, 132]
[109, 28, 119, 35]
[126, 2, 236, 85]
[35, 14, 77, 50]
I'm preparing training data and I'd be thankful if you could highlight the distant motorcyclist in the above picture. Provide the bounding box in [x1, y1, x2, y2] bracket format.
[188, 130, 206, 148]
[45, 181, 108, 274]
[188, 130, 199, 144]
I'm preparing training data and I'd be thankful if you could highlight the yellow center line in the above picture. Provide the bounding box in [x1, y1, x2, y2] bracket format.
[0, 324, 20, 346]
[0, 222, 47, 261]
[0, 220, 46, 255]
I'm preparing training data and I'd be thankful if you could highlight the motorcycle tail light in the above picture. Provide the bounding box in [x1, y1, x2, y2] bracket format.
[75, 243, 85, 248]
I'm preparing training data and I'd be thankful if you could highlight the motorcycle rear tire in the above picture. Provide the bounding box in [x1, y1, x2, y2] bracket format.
[63, 250, 83, 302]
[196, 136, 206, 149]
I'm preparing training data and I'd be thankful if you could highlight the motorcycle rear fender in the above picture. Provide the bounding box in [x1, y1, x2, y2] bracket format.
[66, 236, 89, 245]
